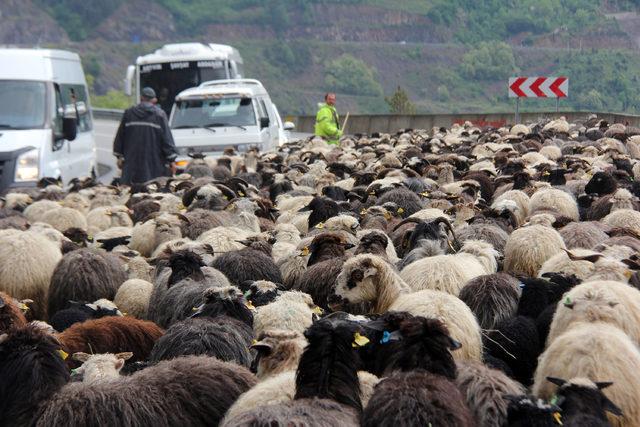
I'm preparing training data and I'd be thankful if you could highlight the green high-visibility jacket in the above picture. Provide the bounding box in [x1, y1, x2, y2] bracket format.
[314, 103, 342, 145]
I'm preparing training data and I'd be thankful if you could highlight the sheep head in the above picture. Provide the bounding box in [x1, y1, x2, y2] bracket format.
[72, 352, 133, 383]
[251, 329, 306, 379]
[546, 376, 622, 419]
[333, 254, 387, 307]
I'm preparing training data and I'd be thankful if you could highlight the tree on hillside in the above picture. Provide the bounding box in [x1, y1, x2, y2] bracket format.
[460, 41, 517, 81]
[385, 86, 416, 114]
[325, 54, 383, 97]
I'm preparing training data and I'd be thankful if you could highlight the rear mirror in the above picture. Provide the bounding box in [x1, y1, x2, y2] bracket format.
[124, 65, 135, 96]
[62, 117, 77, 141]
[283, 121, 295, 131]
[260, 117, 270, 129]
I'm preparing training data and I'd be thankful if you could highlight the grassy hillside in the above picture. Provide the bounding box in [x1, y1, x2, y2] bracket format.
[26, 0, 640, 115]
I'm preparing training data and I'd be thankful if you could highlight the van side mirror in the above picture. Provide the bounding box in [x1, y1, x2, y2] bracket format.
[283, 121, 295, 131]
[124, 65, 135, 96]
[62, 117, 77, 141]
[260, 117, 270, 129]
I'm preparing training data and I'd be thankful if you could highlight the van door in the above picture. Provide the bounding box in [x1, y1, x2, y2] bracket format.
[262, 99, 280, 149]
[255, 98, 272, 151]
[58, 84, 95, 180]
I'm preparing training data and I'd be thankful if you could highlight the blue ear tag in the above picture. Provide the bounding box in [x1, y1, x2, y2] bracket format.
[380, 331, 391, 344]
[518, 282, 525, 289]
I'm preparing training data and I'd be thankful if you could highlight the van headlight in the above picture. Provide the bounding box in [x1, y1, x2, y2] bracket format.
[14, 149, 40, 182]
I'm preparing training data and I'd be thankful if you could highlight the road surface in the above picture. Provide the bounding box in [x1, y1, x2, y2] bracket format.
[93, 118, 310, 183]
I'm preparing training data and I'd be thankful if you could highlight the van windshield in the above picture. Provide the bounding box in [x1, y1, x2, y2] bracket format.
[0, 81, 46, 129]
[171, 97, 256, 129]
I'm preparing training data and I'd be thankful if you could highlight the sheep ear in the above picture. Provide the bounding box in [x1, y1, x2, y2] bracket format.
[73, 352, 91, 362]
[595, 381, 613, 390]
[0, 333, 7, 344]
[182, 185, 201, 208]
[251, 342, 272, 355]
[115, 358, 125, 370]
[115, 352, 133, 361]
[175, 213, 190, 224]
[546, 376, 566, 387]
[602, 396, 623, 416]
[622, 259, 640, 270]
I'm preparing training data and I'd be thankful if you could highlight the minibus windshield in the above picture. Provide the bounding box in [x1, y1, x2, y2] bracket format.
[0, 81, 46, 130]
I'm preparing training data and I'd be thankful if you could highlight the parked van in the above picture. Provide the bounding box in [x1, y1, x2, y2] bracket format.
[169, 79, 294, 166]
[0, 48, 96, 192]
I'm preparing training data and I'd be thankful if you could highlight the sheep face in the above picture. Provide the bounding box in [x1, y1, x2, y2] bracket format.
[334, 257, 379, 306]
[72, 352, 133, 383]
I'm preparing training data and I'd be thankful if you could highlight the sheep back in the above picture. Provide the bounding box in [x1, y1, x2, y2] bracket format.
[504, 225, 565, 276]
[113, 279, 153, 319]
[458, 273, 520, 329]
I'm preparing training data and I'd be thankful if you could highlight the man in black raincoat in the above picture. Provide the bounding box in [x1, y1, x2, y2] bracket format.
[113, 87, 178, 185]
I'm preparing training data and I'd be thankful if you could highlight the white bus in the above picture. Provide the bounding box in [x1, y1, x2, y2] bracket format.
[0, 48, 95, 192]
[124, 43, 244, 116]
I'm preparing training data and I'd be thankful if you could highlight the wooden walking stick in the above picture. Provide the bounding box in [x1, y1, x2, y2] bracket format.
[341, 112, 350, 134]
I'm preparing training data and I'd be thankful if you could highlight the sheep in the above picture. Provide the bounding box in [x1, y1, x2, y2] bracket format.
[540, 377, 623, 426]
[533, 322, 640, 427]
[224, 370, 380, 423]
[56, 316, 163, 367]
[538, 249, 632, 282]
[37, 355, 256, 427]
[0, 325, 70, 426]
[130, 213, 185, 257]
[197, 225, 251, 255]
[60, 192, 91, 215]
[506, 395, 563, 427]
[399, 239, 499, 295]
[211, 240, 283, 287]
[49, 299, 122, 332]
[0, 231, 62, 319]
[458, 273, 521, 329]
[113, 248, 154, 281]
[47, 248, 127, 318]
[191, 285, 254, 326]
[362, 371, 474, 427]
[251, 329, 307, 379]
[147, 251, 231, 328]
[546, 280, 640, 347]
[529, 188, 580, 221]
[2, 192, 33, 211]
[71, 351, 132, 383]
[40, 207, 88, 233]
[0, 291, 28, 333]
[149, 317, 252, 367]
[455, 361, 526, 427]
[239, 280, 281, 307]
[602, 209, 640, 235]
[559, 221, 609, 249]
[179, 208, 226, 239]
[504, 224, 566, 276]
[253, 291, 321, 337]
[333, 254, 483, 362]
[23, 200, 60, 223]
[355, 229, 400, 263]
[492, 189, 530, 225]
[455, 222, 510, 255]
[113, 279, 154, 318]
[85, 205, 133, 235]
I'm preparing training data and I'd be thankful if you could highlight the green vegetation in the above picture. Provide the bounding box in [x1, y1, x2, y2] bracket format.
[385, 86, 416, 113]
[460, 42, 518, 81]
[325, 54, 383, 96]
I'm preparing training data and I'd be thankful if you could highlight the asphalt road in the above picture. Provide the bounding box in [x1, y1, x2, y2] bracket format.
[93, 118, 310, 183]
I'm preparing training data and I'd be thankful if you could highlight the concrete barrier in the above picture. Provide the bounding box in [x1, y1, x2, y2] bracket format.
[93, 108, 640, 135]
[292, 111, 640, 135]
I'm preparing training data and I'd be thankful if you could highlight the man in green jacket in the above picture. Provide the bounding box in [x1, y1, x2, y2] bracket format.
[315, 93, 342, 145]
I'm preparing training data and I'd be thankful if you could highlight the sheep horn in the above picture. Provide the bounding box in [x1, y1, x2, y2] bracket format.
[431, 217, 460, 248]
[546, 376, 567, 387]
[392, 217, 424, 232]
[563, 249, 602, 263]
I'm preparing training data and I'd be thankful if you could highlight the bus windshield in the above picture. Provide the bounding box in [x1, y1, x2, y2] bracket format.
[139, 61, 229, 116]
[0, 81, 46, 130]
[171, 97, 256, 129]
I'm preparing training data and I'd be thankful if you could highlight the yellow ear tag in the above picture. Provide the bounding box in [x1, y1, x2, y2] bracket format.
[383, 212, 391, 220]
[360, 209, 367, 216]
[251, 339, 258, 345]
[177, 203, 185, 210]
[625, 270, 633, 279]
[352, 332, 370, 348]
[223, 195, 229, 200]
[313, 306, 323, 315]
[301, 246, 310, 257]
[57, 349, 68, 360]
[397, 207, 404, 215]
[19, 303, 28, 311]
[543, 171, 550, 176]
[315, 222, 324, 229]
[369, 191, 376, 196]
[238, 191, 245, 197]
[246, 300, 256, 310]
[420, 192, 430, 197]
[553, 412, 563, 425]
[192, 307, 198, 311]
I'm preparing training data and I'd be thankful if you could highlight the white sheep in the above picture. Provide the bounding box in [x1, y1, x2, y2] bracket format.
[334, 254, 483, 362]
[130, 213, 183, 257]
[504, 224, 566, 277]
[86, 206, 133, 235]
[602, 209, 640, 235]
[400, 240, 498, 296]
[253, 291, 321, 337]
[41, 207, 88, 233]
[113, 279, 154, 319]
[529, 188, 579, 221]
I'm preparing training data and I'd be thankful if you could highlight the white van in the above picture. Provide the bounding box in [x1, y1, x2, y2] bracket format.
[169, 79, 294, 166]
[0, 48, 96, 192]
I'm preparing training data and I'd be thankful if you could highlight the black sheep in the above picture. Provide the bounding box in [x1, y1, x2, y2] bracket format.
[49, 300, 121, 332]
[299, 196, 342, 229]
[211, 240, 283, 287]
[191, 286, 254, 327]
[585, 172, 617, 196]
[547, 377, 623, 426]
[375, 187, 424, 217]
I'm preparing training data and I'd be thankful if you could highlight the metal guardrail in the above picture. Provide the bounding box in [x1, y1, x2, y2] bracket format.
[93, 108, 124, 121]
[93, 108, 640, 134]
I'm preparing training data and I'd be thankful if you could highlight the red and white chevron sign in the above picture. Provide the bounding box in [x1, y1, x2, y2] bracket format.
[508, 77, 568, 98]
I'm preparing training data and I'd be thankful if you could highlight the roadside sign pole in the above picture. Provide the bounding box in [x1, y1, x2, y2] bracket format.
[515, 98, 520, 124]
[556, 97, 559, 113]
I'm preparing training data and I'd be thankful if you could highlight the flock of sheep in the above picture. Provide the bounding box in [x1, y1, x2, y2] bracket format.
[1, 114, 640, 426]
